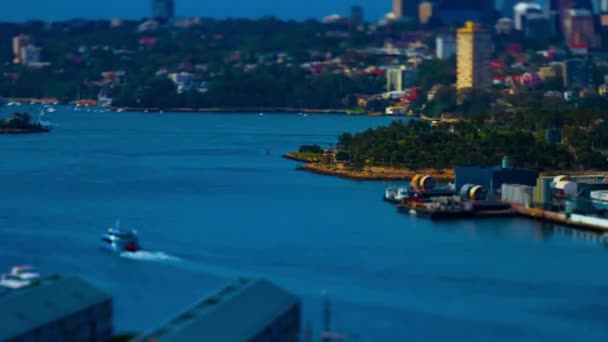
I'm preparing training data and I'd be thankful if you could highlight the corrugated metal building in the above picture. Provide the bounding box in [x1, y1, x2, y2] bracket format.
[455, 165, 539, 199]
[134, 278, 301, 342]
[0, 277, 113, 342]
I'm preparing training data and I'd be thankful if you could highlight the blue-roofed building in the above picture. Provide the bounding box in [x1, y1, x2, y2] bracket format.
[455, 164, 539, 200]
[134, 278, 301, 342]
[0, 276, 113, 342]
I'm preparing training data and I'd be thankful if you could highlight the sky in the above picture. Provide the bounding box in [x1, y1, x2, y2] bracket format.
[0, 0, 390, 22]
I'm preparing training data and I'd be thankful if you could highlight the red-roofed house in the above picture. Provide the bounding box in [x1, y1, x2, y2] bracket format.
[490, 59, 506, 72]
[139, 36, 158, 48]
[569, 43, 588, 55]
[506, 43, 523, 54]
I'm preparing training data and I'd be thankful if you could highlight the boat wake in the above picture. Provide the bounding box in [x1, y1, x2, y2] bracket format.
[119, 250, 183, 263]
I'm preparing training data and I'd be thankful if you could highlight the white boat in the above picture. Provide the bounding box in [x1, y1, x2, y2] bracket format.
[100, 219, 141, 253]
[0, 265, 40, 289]
[98, 96, 113, 108]
[383, 186, 408, 203]
[38, 108, 53, 129]
[10, 265, 40, 280]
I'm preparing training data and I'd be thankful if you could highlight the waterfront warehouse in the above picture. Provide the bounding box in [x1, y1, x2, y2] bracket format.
[0, 277, 113, 342]
[135, 278, 301, 342]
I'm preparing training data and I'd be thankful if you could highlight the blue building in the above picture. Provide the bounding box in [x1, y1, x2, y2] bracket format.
[455, 164, 539, 199]
[152, 0, 175, 20]
[0, 277, 113, 342]
[135, 278, 301, 342]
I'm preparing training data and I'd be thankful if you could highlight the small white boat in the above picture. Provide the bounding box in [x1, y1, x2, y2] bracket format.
[10, 265, 40, 280]
[38, 109, 53, 130]
[383, 186, 408, 203]
[100, 219, 141, 253]
[0, 265, 40, 289]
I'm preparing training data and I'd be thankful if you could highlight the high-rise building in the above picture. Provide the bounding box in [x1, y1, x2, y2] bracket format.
[563, 8, 598, 48]
[419, 1, 435, 24]
[525, 14, 550, 40]
[20, 45, 41, 65]
[544, 0, 561, 34]
[456, 21, 491, 90]
[436, 33, 457, 59]
[562, 58, 594, 89]
[386, 66, 418, 92]
[152, 0, 175, 20]
[514, 2, 543, 31]
[351, 5, 364, 25]
[12, 34, 30, 64]
[393, 0, 419, 21]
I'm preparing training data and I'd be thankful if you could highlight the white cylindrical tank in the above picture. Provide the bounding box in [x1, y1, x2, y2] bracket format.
[553, 175, 572, 184]
[553, 181, 577, 196]
[411, 174, 436, 192]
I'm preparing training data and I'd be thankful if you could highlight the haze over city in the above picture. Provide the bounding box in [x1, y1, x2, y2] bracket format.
[2, 0, 563, 22]
[2, 0, 383, 21]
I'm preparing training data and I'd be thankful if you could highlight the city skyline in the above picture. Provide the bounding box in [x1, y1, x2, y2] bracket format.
[0, 0, 541, 22]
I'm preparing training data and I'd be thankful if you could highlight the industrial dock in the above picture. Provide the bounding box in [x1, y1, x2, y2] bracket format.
[384, 156, 608, 234]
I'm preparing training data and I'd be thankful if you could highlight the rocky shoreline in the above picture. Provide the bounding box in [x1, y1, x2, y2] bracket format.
[0, 128, 51, 134]
[283, 153, 608, 182]
[113, 107, 351, 115]
[283, 153, 454, 181]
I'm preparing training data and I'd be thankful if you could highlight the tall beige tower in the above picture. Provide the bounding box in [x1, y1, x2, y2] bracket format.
[393, 0, 404, 18]
[456, 21, 491, 90]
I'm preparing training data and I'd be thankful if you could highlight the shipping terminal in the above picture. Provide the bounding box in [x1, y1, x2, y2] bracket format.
[384, 156, 608, 234]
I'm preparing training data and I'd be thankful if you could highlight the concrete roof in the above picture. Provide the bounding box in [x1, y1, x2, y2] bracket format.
[137, 278, 300, 342]
[0, 277, 111, 340]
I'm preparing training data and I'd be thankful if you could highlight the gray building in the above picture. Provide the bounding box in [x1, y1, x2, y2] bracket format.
[525, 14, 550, 40]
[152, 0, 175, 20]
[455, 164, 539, 199]
[0, 277, 113, 342]
[135, 278, 301, 342]
[562, 58, 594, 89]
[436, 33, 456, 59]
[351, 6, 364, 25]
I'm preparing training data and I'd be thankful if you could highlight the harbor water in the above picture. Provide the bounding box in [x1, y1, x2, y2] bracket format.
[1, 107, 608, 341]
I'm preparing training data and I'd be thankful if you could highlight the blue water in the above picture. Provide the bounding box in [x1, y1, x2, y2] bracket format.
[1, 106, 608, 341]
